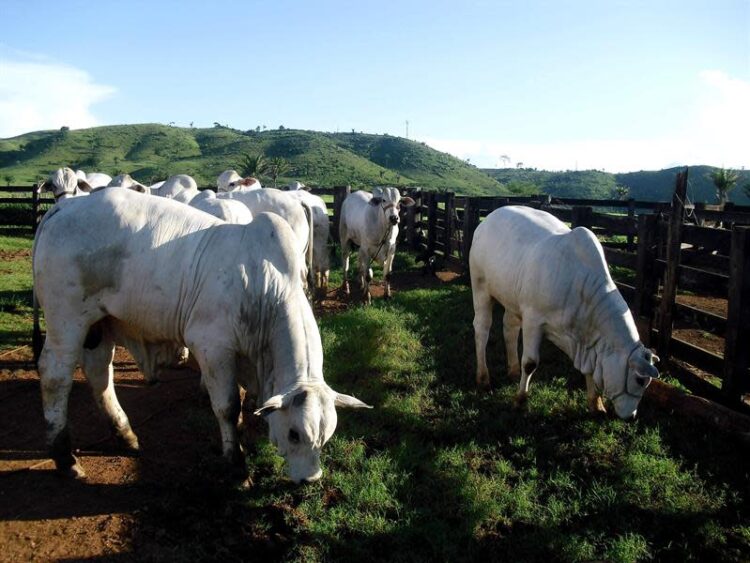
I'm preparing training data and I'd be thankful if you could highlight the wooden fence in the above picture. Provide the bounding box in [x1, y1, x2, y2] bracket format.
[5, 179, 749, 410]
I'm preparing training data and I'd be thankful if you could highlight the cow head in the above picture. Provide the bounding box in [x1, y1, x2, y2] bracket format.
[285, 181, 310, 192]
[38, 167, 93, 201]
[108, 173, 148, 193]
[598, 344, 660, 419]
[228, 176, 261, 191]
[255, 383, 371, 483]
[369, 187, 415, 226]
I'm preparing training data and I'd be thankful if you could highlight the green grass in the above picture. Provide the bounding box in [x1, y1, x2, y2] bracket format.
[0, 232, 34, 350]
[1, 245, 748, 560]
[233, 269, 750, 561]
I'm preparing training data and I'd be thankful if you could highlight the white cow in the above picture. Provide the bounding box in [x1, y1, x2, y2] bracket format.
[189, 190, 253, 224]
[339, 187, 415, 303]
[107, 174, 148, 193]
[218, 187, 314, 286]
[33, 189, 371, 482]
[150, 174, 198, 199]
[85, 172, 112, 189]
[217, 169, 243, 193]
[469, 206, 660, 419]
[227, 176, 262, 191]
[284, 182, 331, 294]
[38, 168, 92, 201]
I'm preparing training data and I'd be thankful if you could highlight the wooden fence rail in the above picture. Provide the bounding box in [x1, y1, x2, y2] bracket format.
[4, 178, 750, 410]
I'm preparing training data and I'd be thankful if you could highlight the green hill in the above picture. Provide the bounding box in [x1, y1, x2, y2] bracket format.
[0, 124, 505, 194]
[483, 167, 750, 205]
[3, 124, 747, 203]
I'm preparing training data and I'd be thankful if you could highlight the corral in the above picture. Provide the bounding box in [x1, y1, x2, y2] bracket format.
[0, 173, 749, 561]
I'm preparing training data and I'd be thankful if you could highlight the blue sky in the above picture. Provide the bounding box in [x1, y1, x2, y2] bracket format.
[1, 0, 748, 171]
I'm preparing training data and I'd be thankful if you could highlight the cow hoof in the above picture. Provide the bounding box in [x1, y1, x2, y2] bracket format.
[116, 429, 140, 454]
[476, 376, 491, 392]
[58, 461, 87, 479]
[588, 398, 607, 416]
[513, 393, 528, 410]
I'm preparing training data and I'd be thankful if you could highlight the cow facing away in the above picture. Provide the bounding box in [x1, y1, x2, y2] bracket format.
[339, 187, 414, 303]
[188, 189, 253, 224]
[469, 206, 659, 419]
[218, 187, 314, 288]
[33, 190, 371, 483]
[283, 182, 331, 295]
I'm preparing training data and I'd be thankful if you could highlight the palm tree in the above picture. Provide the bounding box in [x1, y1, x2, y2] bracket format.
[237, 153, 268, 178]
[709, 167, 739, 206]
[267, 157, 290, 188]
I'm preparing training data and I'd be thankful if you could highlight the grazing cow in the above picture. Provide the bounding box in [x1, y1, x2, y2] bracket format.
[217, 169, 242, 193]
[33, 189, 371, 482]
[339, 187, 415, 303]
[189, 190, 253, 224]
[37, 168, 92, 201]
[218, 187, 314, 287]
[469, 206, 660, 419]
[284, 182, 331, 294]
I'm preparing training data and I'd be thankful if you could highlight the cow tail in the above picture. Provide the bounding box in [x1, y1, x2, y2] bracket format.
[300, 201, 315, 287]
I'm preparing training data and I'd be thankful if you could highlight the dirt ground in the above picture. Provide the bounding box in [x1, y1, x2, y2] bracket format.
[0, 270, 460, 562]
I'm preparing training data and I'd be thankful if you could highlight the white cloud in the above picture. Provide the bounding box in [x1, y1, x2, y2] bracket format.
[0, 58, 115, 138]
[421, 70, 750, 172]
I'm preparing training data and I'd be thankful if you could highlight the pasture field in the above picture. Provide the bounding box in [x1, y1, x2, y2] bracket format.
[0, 246, 748, 561]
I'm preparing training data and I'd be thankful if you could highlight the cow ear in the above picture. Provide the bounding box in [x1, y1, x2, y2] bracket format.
[37, 180, 52, 194]
[254, 394, 285, 416]
[77, 179, 93, 193]
[332, 392, 373, 409]
[400, 196, 416, 207]
[129, 183, 147, 193]
[369, 197, 382, 206]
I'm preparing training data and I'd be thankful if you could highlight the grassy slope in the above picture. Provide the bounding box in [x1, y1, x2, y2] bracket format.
[0, 125, 506, 193]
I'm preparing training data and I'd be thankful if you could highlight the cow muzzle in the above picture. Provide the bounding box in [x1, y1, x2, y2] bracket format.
[389, 215, 399, 225]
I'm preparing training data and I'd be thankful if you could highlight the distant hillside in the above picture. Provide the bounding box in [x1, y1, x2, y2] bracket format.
[483, 167, 750, 205]
[3, 124, 746, 203]
[0, 124, 505, 194]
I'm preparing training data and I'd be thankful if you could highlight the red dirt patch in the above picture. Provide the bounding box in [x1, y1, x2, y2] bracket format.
[0, 249, 31, 261]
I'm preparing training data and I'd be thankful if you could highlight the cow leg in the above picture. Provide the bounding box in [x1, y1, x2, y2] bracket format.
[81, 332, 139, 453]
[38, 344, 85, 478]
[341, 239, 352, 295]
[515, 321, 542, 408]
[503, 312, 521, 380]
[472, 286, 494, 390]
[383, 246, 396, 299]
[359, 252, 372, 305]
[585, 373, 607, 414]
[191, 347, 244, 473]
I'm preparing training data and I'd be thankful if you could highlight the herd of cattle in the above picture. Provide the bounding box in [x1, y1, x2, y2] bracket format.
[31, 167, 660, 484]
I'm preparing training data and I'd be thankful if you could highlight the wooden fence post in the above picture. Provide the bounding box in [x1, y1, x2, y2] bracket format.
[332, 185, 350, 243]
[443, 192, 455, 261]
[723, 226, 750, 400]
[426, 192, 437, 257]
[657, 168, 689, 360]
[32, 183, 40, 232]
[633, 214, 659, 345]
[462, 197, 480, 271]
[571, 206, 593, 229]
[627, 198, 636, 252]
